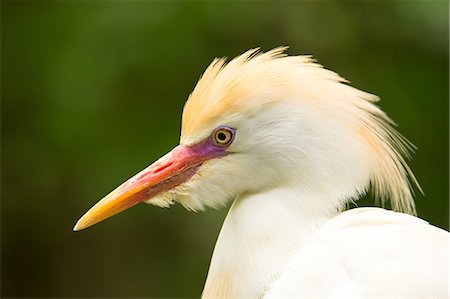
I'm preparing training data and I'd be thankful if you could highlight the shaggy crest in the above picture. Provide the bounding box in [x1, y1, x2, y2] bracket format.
[180, 47, 421, 215]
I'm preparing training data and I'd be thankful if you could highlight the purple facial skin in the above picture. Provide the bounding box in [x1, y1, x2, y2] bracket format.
[125, 126, 236, 204]
[190, 125, 236, 159]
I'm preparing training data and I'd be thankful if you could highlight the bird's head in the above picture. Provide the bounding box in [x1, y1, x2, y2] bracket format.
[74, 47, 419, 231]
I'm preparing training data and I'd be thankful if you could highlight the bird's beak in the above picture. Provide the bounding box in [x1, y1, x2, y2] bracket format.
[74, 143, 220, 231]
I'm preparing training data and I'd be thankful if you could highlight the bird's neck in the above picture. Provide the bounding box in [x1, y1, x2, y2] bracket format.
[202, 186, 341, 298]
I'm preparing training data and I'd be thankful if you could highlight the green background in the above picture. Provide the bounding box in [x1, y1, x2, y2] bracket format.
[2, 1, 448, 297]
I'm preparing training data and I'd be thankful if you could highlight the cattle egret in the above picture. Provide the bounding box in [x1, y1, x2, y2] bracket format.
[74, 47, 449, 298]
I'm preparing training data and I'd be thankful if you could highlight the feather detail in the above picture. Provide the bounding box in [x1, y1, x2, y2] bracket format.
[181, 47, 420, 214]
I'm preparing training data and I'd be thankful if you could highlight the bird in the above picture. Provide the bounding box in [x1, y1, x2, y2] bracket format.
[74, 47, 449, 298]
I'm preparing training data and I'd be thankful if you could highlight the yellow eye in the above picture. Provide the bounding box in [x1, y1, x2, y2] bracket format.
[212, 127, 234, 147]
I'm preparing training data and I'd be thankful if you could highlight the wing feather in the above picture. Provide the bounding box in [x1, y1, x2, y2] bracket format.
[265, 208, 449, 298]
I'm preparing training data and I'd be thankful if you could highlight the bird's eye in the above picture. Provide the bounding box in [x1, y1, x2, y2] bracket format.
[212, 126, 235, 147]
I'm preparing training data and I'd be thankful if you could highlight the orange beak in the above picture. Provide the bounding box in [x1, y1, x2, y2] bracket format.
[73, 143, 222, 231]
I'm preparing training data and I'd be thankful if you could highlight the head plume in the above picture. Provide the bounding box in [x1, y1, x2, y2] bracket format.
[181, 47, 421, 214]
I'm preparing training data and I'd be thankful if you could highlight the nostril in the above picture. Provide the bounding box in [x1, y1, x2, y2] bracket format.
[153, 161, 174, 174]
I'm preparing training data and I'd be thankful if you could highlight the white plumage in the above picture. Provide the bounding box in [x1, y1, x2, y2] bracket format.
[203, 184, 448, 298]
[266, 208, 449, 298]
[75, 47, 449, 298]
[266, 208, 448, 298]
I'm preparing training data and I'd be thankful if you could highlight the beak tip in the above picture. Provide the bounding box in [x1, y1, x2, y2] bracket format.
[73, 222, 82, 232]
[73, 217, 88, 232]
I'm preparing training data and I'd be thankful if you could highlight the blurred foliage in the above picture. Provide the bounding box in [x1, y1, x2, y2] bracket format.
[2, 0, 448, 298]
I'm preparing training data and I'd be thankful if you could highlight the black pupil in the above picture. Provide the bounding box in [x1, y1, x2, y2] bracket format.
[217, 132, 227, 141]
